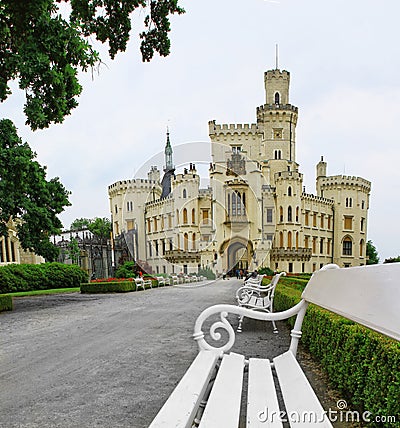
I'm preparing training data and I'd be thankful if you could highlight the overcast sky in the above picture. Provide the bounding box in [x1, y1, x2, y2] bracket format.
[2, 0, 399, 262]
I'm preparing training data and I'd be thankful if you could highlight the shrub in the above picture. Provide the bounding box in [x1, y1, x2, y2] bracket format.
[115, 261, 136, 278]
[197, 267, 216, 280]
[274, 280, 400, 426]
[81, 281, 135, 293]
[0, 263, 88, 293]
[0, 294, 13, 312]
[258, 266, 275, 276]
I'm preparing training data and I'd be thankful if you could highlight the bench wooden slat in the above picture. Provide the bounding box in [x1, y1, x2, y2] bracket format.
[149, 350, 220, 428]
[274, 351, 332, 427]
[199, 352, 245, 428]
[302, 264, 400, 341]
[247, 358, 283, 428]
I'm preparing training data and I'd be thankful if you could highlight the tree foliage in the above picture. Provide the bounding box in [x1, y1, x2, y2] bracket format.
[0, 119, 70, 260]
[0, 0, 184, 130]
[383, 256, 400, 264]
[70, 216, 111, 242]
[70, 218, 91, 230]
[366, 240, 379, 265]
[88, 217, 111, 241]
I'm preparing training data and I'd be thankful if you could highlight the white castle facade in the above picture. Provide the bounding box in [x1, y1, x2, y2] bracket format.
[108, 67, 371, 275]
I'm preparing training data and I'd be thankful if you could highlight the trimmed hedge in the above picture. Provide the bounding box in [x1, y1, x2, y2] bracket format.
[81, 278, 165, 293]
[81, 281, 135, 293]
[274, 282, 400, 426]
[0, 294, 13, 312]
[0, 263, 88, 293]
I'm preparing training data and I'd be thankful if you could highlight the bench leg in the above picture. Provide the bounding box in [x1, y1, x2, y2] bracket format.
[272, 319, 278, 334]
[237, 315, 244, 333]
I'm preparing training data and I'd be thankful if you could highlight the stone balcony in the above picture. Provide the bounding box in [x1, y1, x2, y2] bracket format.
[224, 215, 250, 233]
[270, 247, 312, 261]
[164, 250, 201, 263]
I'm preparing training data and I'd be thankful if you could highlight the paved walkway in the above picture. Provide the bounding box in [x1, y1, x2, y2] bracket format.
[0, 279, 346, 427]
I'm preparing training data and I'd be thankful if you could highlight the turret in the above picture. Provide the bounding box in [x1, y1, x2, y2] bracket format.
[316, 156, 327, 197]
[264, 69, 290, 105]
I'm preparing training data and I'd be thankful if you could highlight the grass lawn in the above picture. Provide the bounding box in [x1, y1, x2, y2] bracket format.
[6, 288, 80, 297]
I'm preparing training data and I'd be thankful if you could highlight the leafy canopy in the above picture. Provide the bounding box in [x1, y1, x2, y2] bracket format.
[0, 119, 70, 260]
[366, 240, 379, 265]
[0, 0, 184, 130]
[70, 216, 111, 241]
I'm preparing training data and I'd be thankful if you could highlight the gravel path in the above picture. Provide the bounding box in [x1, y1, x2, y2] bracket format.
[0, 279, 349, 427]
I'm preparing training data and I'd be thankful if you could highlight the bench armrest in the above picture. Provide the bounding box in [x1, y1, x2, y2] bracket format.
[193, 301, 308, 355]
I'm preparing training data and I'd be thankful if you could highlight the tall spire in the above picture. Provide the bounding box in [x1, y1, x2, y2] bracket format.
[164, 127, 173, 171]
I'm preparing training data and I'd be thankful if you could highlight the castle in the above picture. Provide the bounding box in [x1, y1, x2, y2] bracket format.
[108, 67, 371, 275]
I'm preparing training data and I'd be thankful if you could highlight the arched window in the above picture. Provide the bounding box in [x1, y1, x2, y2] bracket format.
[184, 233, 188, 251]
[296, 206, 299, 222]
[237, 192, 241, 216]
[288, 186, 292, 196]
[279, 206, 284, 222]
[183, 189, 187, 198]
[192, 208, 195, 224]
[287, 231, 292, 248]
[274, 92, 280, 104]
[288, 206, 292, 222]
[192, 233, 196, 250]
[176, 209, 179, 225]
[183, 208, 188, 224]
[343, 237, 353, 256]
[242, 193, 246, 208]
[279, 231, 284, 247]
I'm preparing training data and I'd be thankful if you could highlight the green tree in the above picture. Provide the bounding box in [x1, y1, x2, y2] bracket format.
[383, 256, 400, 264]
[88, 217, 111, 242]
[70, 218, 91, 230]
[67, 237, 80, 264]
[0, 0, 184, 130]
[0, 119, 70, 260]
[366, 240, 379, 265]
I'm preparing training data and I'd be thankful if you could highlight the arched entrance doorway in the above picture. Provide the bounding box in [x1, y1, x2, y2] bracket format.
[224, 239, 253, 275]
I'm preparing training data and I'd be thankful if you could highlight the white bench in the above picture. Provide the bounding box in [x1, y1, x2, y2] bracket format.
[149, 263, 400, 427]
[155, 276, 167, 286]
[135, 278, 152, 290]
[236, 272, 286, 333]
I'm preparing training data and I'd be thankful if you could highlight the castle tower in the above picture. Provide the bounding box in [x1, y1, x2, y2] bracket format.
[257, 69, 299, 185]
[161, 128, 175, 199]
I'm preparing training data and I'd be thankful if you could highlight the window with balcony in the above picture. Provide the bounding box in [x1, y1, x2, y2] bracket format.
[266, 208, 273, 223]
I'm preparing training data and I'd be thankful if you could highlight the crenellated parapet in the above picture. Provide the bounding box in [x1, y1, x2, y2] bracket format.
[208, 120, 260, 137]
[318, 175, 371, 192]
[108, 179, 159, 196]
[302, 192, 335, 206]
[275, 170, 303, 182]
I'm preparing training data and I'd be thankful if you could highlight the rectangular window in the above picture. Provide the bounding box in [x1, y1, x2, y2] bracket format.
[304, 236, 309, 248]
[168, 214, 172, 228]
[127, 220, 134, 230]
[320, 238, 324, 254]
[288, 262, 293, 273]
[147, 219, 151, 233]
[202, 210, 209, 224]
[360, 217, 365, 232]
[344, 216, 353, 230]
[313, 213, 317, 227]
[320, 215, 324, 229]
[327, 240, 330, 255]
[312, 237, 317, 254]
[266, 208, 273, 223]
[266, 234, 274, 241]
[327, 216, 331, 229]
[305, 212, 309, 226]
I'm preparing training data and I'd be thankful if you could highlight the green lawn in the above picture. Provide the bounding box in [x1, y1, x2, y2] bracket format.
[6, 288, 80, 297]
